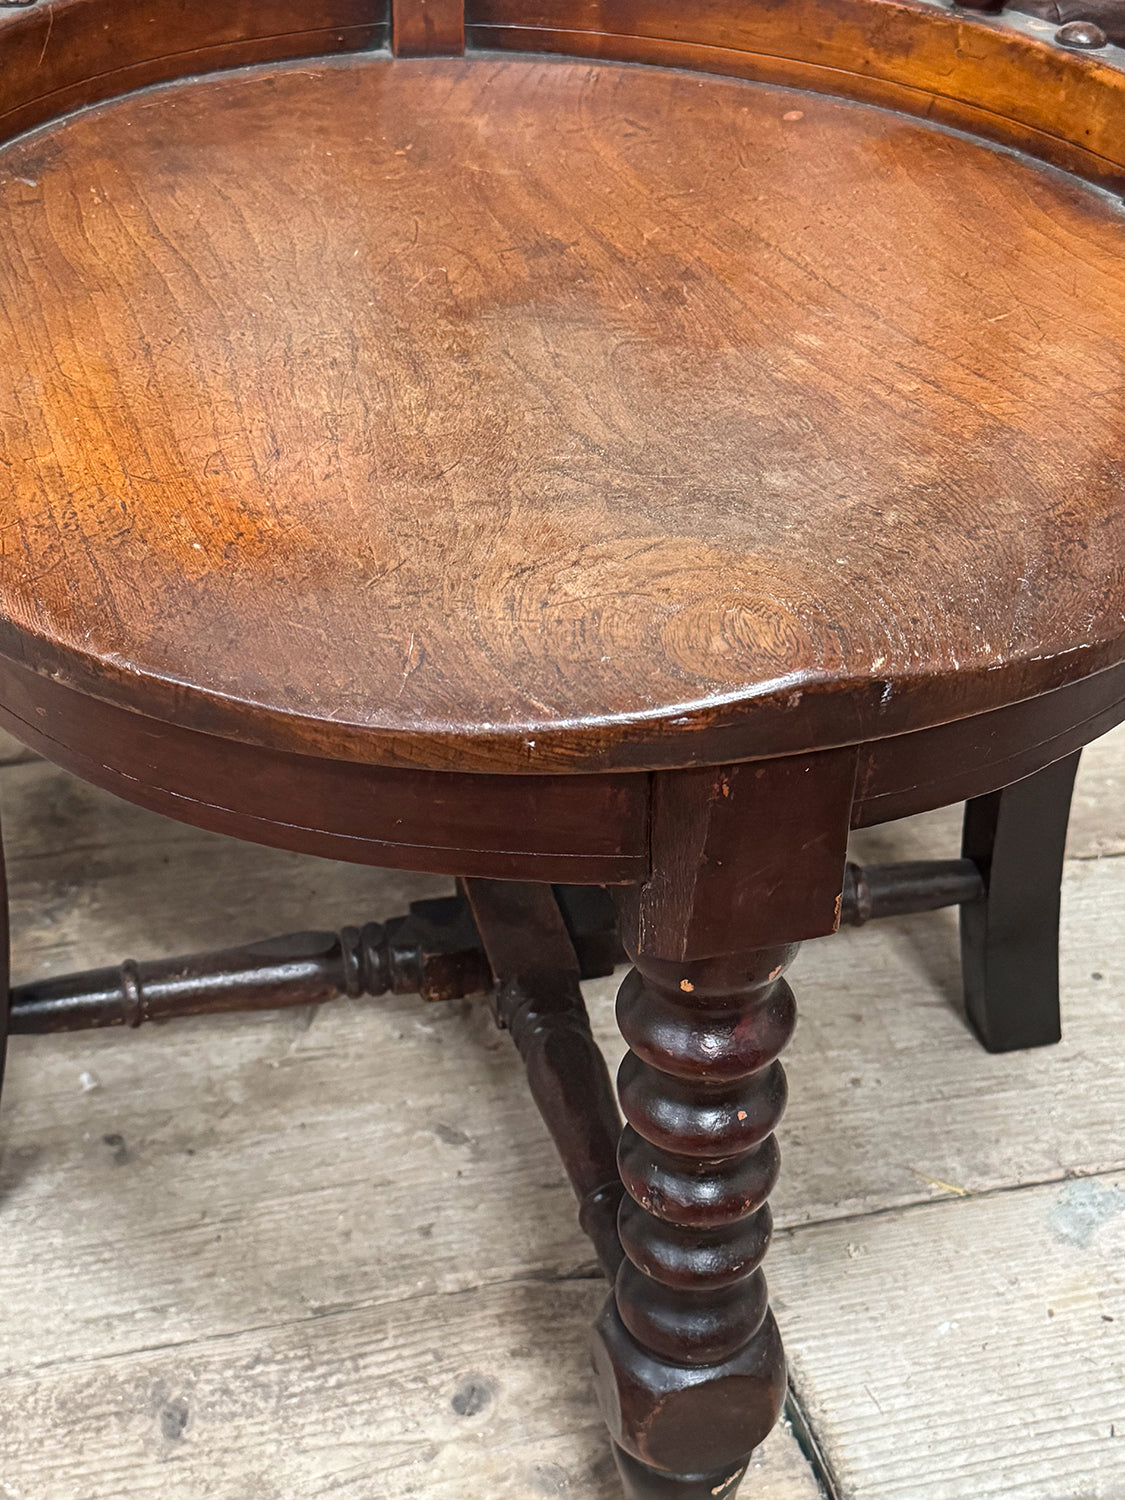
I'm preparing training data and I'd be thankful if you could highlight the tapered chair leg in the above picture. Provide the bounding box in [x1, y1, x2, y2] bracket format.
[960, 751, 1081, 1053]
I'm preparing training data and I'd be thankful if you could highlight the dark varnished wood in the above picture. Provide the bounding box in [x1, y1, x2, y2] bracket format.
[7, 886, 624, 1033]
[851, 658, 1125, 826]
[0, 656, 649, 883]
[3, 850, 1026, 1034]
[590, 750, 857, 1494]
[2, 52, 1125, 773]
[8, 893, 495, 1032]
[2, 644, 1122, 891]
[842, 858, 985, 926]
[625, 752, 858, 958]
[464, 879, 625, 1278]
[1, 840, 1038, 1029]
[596, 939, 796, 1490]
[961, 751, 1082, 1051]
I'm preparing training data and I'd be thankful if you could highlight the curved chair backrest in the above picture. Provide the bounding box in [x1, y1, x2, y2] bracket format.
[2, 0, 1125, 193]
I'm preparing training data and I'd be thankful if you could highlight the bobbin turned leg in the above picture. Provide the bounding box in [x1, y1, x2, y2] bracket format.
[592, 752, 858, 1498]
[596, 945, 796, 1497]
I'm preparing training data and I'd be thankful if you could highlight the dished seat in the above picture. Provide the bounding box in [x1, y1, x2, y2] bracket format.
[0, 54, 1123, 774]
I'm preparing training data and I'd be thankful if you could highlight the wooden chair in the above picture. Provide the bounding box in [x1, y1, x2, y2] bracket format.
[1, 1, 1123, 1493]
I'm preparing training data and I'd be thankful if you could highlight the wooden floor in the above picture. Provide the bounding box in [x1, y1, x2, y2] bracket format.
[0, 724, 1122, 1499]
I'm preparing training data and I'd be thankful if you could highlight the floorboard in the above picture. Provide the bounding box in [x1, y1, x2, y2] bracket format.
[773, 1174, 1125, 1500]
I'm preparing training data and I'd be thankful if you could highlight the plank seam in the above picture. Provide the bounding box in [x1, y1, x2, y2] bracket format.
[785, 1387, 842, 1500]
[774, 1165, 1125, 1237]
[2, 1268, 609, 1379]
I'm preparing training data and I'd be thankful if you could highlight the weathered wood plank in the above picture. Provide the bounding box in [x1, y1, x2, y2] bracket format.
[0, 994, 587, 1366]
[768, 854, 1125, 1225]
[1070, 721, 1125, 857]
[772, 1173, 1125, 1499]
[0, 725, 33, 765]
[0, 1272, 820, 1499]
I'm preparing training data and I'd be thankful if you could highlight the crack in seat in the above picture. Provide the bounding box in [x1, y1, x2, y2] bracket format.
[0, 54, 1123, 773]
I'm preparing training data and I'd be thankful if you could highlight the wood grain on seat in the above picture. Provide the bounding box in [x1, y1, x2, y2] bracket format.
[1, 55, 1123, 772]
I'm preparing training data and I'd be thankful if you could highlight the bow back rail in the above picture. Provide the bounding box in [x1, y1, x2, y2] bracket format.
[961, 0, 1125, 48]
[1, 0, 1125, 196]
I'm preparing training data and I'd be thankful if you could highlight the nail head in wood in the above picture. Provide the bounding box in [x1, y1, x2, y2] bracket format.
[1056, 18, 1109, 45]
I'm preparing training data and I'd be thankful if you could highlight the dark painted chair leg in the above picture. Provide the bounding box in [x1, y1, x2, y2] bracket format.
[961, 751, 1081, 1053]
[591, 944, 796, 1496]
[463, 879, 626, 1280]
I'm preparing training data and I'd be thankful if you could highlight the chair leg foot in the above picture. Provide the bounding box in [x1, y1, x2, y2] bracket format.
[611, 1441, 751, 1499]
[960, 752, 1080, 1052]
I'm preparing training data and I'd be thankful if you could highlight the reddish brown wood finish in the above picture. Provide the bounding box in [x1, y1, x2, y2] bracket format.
[464, 879, 625, 1279]
[0, 4, 1124, 1495]
[469, 0, 1125, 190]
[392, 0, 464, 54]
[2, 51, 1125, 774]
[1, 644, 1120, 891]
[0, 0, 388, 143]
[594, 752, 858, 1493]
[851, 659, 1125, 826]
[595, 942, 797, 1493]
[624, 752, 857, 960]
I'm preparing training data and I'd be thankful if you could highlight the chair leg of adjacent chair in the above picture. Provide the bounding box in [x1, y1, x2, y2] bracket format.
[960, 751, 1081, 1053]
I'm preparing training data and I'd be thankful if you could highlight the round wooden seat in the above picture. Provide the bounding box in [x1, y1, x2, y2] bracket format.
[1, 52, 1123, 774]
